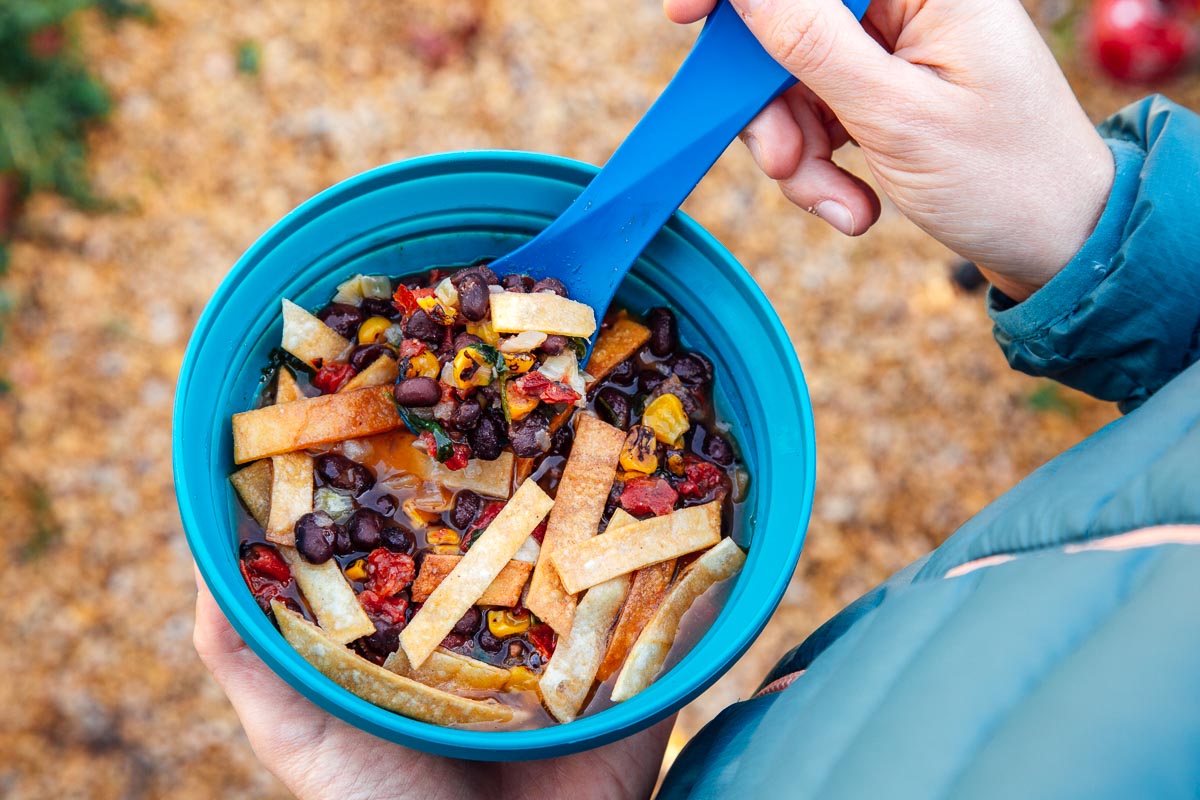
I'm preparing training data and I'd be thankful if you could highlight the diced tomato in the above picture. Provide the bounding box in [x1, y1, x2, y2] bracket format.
[392, 284, 419, 315]
[359, 590, 409, 625]
[417, 430, 439, 458]
[678, 458, 724, 499]
[399, 338, 426, 359]
[440, 384, 457, 403]
[619, 476, 679, 517]
[513, 372, 581, 405]
[242, 543, 292, 583]
[312, 362, 356, 393]
[366, 548, 416, 596]
[530, 519, 548, 545]
[527, 623, 556, 661]
[443, 442, 471, 471]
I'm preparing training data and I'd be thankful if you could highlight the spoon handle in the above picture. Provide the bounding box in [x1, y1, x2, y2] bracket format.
[510, 0, 869, 313]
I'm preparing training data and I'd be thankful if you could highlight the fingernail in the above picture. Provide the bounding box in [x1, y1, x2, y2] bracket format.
[743, 133, 763, 166]
[814, 201, 856, 235]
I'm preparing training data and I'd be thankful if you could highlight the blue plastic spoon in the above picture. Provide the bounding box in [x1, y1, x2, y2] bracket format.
[488, 0, 869, 346]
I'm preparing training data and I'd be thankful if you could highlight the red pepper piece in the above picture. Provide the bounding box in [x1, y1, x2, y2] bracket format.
[619, 476, 679, 517]
[359, 590, 409, 625]
[399, 338, 426, 359]
[461, 500, 506, 552]
[443, 442, 471, 471]
[513, 372, 581, 405]
[392, 284, 419, 315]
[242, 543, 292, 583]
[530, 518, 548, 545]
[312, 362, 356, 393]
[366, 548, 416, 596]
[527, 623, 556, 661]
[539, 382, 580, 405]
[678, 458, 724, 499]
[417, 430, 438, 458]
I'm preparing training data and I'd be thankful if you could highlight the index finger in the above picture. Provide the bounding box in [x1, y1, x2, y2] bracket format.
[664, 0, 717, 24]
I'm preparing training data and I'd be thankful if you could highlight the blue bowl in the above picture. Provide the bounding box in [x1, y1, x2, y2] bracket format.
[173, 151, 815, 761]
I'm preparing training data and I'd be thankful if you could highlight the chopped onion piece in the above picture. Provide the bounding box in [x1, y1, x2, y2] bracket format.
[435, 278, 459, 309]
[499, 331, 548, 353]
[513, 535, 541, 564]
[314, 486, 355, 524]
[360, 275, 392, 299]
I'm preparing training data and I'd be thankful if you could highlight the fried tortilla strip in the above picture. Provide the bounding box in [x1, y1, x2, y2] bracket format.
[585, 315, 650, 385]
[340, 355, 399, 392]
[281, 299, 352, 367]
[275, 368, 305, 403]
[272, 601, 513, 725]
[265, 452, 314, 545]
[540, 572, 631, 722]
[230, 460, 273, 528]
[552, 501, 722, 595]
[489, 291, 597, 337]
[232, 386, 401, 464]
[400, 480, 553, 667]
[384, 646, 510, 694]
[279, 546, 374, 643]
[610, 537, 745, 702]
[526, 415, 626, 635]
[410, 555, 533, 607]
[590, 509, 673, 681]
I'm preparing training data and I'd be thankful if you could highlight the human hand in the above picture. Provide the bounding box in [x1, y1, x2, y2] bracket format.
[666, 0, 1116, 300]
[193, 570, 672, 800]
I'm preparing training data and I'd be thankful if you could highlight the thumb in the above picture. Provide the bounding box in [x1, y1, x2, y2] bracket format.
[729, 0, 901, 112]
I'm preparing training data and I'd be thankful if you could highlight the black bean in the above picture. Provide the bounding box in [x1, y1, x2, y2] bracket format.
[451, 264, 498, 288]
[373, 493, 399, 517]
[595, 387, 630, 429]
[608, 358, 637, 385]
[381, 526, 415, 554]
[646, 307, 677, 357]
[348, 508, 386, 550]
[673, 352, 714, 387]
[294, 511, 336, 564]
[540, 334, 567, 355]
[452, 607, 482, 637]
[550, 423, 574, 456]
[478, 629, 503, 653]
[453, 332, 483, 354]
[451, 490, 483, 529]
[468, 413, 506, 461]
[440, 632, 470, 651]
[450, 398, 482, 430]
[333, 527, 353, 556]
[531, 277, 567, 297]
[404, 309, 442, 342]
[394, 377, 442, 407]
[509, 413, 551, 458]
[318, 303, 365, 339]
[349, 342, 396, 372]
[315, 453, 376, 495]
[358, 618, 402, 662]
[638, 368, 667, 394]
[702, 429, 735, 465]
[361, 296, 398, 319]
[501, 273, 534, 292]
[457, 274, 490, 322]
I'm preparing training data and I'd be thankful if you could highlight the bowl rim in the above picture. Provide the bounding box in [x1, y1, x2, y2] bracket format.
[174, 149, 816, 760]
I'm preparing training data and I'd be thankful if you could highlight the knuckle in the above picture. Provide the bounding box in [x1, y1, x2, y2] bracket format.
[770, 7, 835, 74]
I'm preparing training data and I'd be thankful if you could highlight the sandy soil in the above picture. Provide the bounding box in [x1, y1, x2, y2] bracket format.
[0, 0, 1195, 796]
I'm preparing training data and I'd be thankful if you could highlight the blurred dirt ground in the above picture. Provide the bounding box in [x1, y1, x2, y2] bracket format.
[0, 0, 1196, 796]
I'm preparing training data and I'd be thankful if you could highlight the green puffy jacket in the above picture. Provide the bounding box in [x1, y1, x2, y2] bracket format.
[660, 95, 1200, 800]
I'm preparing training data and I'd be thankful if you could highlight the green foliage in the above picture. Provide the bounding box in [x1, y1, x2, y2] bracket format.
[236, 39, 261, 76]
[0, 0, 149, 209]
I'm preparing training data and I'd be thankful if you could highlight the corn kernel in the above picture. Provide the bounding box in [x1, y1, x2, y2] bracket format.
[506, 665, 541, 693]
[619, 425, 658, 473]
[666, 451, 686, 477]
[406, 350, 441, 379]
[642, 393, 689, 446]
[343, 559, 369, 582]
[505, 381, 539, 421]
[402, 497, 441, 528]
[357, 316, 393, 345]
[503, 352, 536, 374]
[466, 319, 499, 346]
[487, 608, 531, 638]
[416, 294, 458, 325]
[452, 347, 493, 389]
